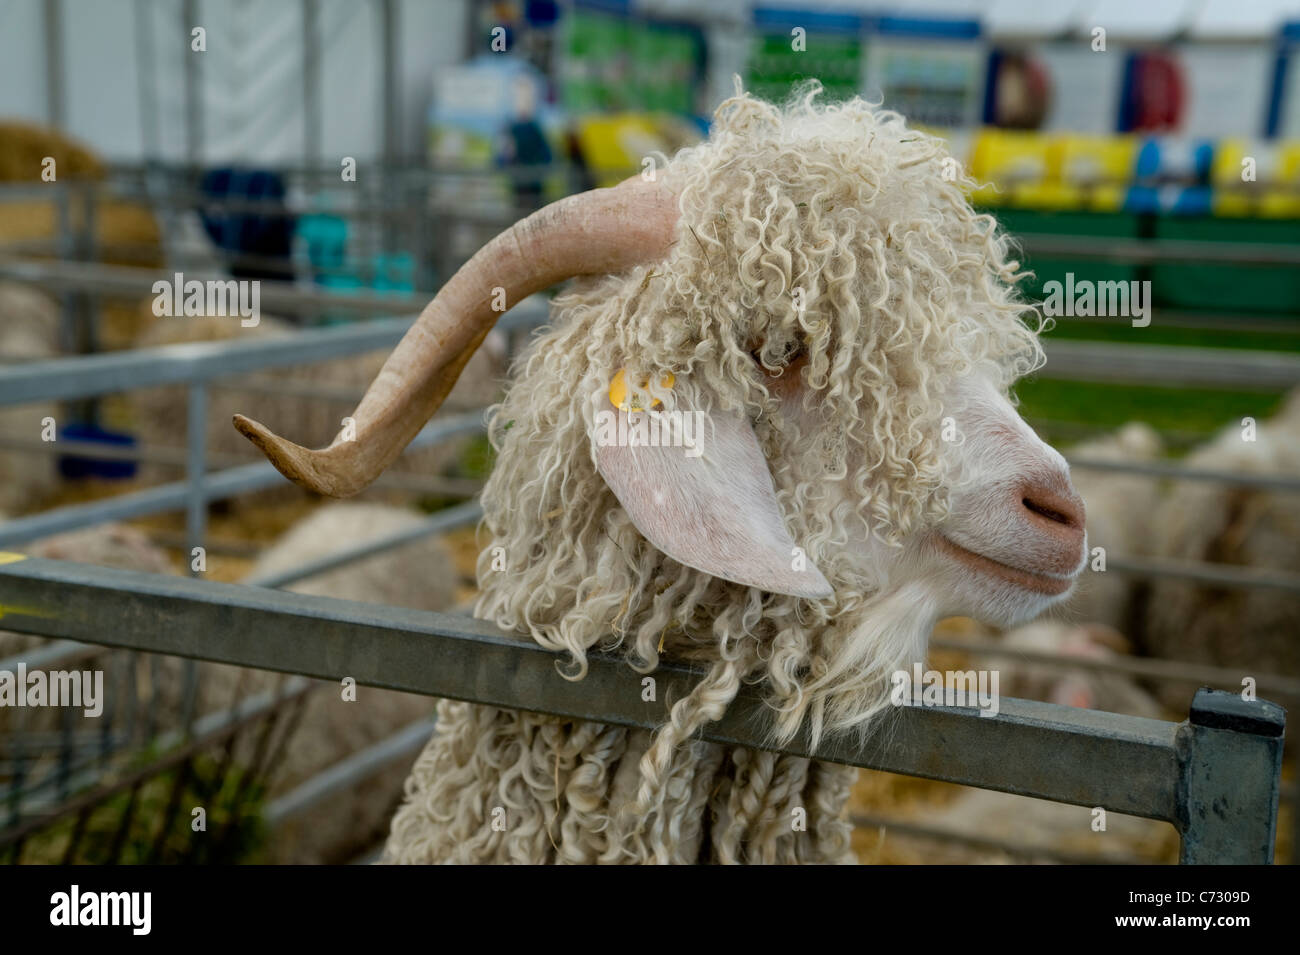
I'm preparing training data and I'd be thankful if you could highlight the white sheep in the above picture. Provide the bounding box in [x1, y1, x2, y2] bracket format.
[128, 311, 503, 489]
[234, 89, 1097, 864]
[1142, 388, 1300, 681]
[0, 521, 176, 659]
[1061, 422, 1165, 632]
[0, 281, 63, 514]
[859, 623, 1171, 862]
[0, 504, 460, 864]
[223, 501, 462, 863]
[992, 620, 1163, 720]
[900, 785, 1176, 864]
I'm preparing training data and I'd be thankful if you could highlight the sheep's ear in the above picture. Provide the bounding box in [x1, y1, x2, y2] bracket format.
[593, 406, 833, 599]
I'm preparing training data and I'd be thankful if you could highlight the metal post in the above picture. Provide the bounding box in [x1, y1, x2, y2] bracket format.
[182, 0, 203, 169]
[134, 0, 161, 161]
[53, 186, 77, 355]
[185, 382, 208, 569]
[380, 0, 400, 253]
[180, 381, 209, 736]
[43, 0, 64, 128]
[302, 0, 321, 179]
[1176, 688, 1285, 864]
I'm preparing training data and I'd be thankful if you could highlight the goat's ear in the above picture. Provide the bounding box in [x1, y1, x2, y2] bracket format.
[593, 405, 833, 599]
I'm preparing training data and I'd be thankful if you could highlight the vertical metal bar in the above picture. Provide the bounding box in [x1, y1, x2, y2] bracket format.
[59, 805, 92, 865]
[257, 687, 312, 792]
[180, 382, 209, 736]
[43, 0, 65, 128]
[145, 652, 161, 742]
[1176, 688, 1285, 864]
[121, 646, 139, 750]
[214, 707, 281, 857]
[79, 184, 100, 424]
[185, 384, 208, 563]
[6, 705, 30, 830]
[106, 780, 142, 864]
[146, 757, 194, 864]
[380, 0, 400, 253]
[1293, 761, 1299, 868]
[302, 0, 321, 173]
[55, 695, 74, 802]
[182, 0, 203, 169]
[135, 0, 160, 160]
[55, 186, 77, 356]
[186, 732, 241, 865]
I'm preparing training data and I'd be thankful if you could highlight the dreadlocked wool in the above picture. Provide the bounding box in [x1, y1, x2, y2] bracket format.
[383, 86, 1043, 864]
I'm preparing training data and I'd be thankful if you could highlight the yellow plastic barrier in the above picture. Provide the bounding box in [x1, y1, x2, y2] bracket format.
[1212, 139, 1300, 219]
[968, 129, 1052, 207]
[1049, 134, 1138, 212]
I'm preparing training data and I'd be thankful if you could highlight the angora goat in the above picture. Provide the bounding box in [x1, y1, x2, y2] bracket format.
[233, 89, 1091, 864]
[1142, 389, 1300, 678]
[0, 281, 63, 514]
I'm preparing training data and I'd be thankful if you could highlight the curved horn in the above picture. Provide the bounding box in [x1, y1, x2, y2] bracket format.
[233, 176, 679, 497]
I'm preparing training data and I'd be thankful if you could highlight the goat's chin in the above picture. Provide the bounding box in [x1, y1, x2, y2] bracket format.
[945, 570, 1076, 628]
[921, 533, 1082, 627]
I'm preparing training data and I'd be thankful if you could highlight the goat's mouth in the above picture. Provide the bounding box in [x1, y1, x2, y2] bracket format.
[934, 534, 1076, 597]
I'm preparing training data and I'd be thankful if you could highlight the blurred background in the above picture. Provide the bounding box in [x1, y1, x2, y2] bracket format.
[0, 0, 1297, 866]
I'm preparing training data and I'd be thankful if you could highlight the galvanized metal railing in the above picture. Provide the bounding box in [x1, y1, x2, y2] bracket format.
[0, 290, 533, 847]
[0, 555, 1285, 864]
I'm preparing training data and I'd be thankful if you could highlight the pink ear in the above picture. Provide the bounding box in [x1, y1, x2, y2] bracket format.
[593, 405, 833, 599]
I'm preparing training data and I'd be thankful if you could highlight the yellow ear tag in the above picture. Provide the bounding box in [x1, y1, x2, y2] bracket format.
[609, 368, 675, 412]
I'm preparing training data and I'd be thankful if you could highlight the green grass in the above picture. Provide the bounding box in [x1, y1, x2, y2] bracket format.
[1042, 318, 1300, 354]
[15, 751, 267, 864]
[1016, 377, 1288, 450]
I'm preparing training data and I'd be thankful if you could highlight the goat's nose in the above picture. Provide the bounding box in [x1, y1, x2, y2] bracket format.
[1019, 478, 1086, 553]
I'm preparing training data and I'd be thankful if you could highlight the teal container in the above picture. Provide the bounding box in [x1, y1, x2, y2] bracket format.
[298, 213, 348, 274]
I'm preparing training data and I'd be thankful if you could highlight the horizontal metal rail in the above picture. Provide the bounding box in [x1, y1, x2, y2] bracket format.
[0, 256, 426, 316]
[0, 411, 485, 548]
[266, 717, 1158, 864]
[1019, 234, 1300, 266]
[0, 317, 410, 406]
[929, 639, 1300, 703]
[1067, 455, 1300, 493]
[0, 499, 484, 678]
[0, 257, 548, 358]
[0, 556, 1284, 863]
[1106, 554, 1300, 593]
[1039, 340, 1300, 389]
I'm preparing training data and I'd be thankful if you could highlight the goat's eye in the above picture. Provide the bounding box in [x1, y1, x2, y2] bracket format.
[751, 339, 806, 374]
